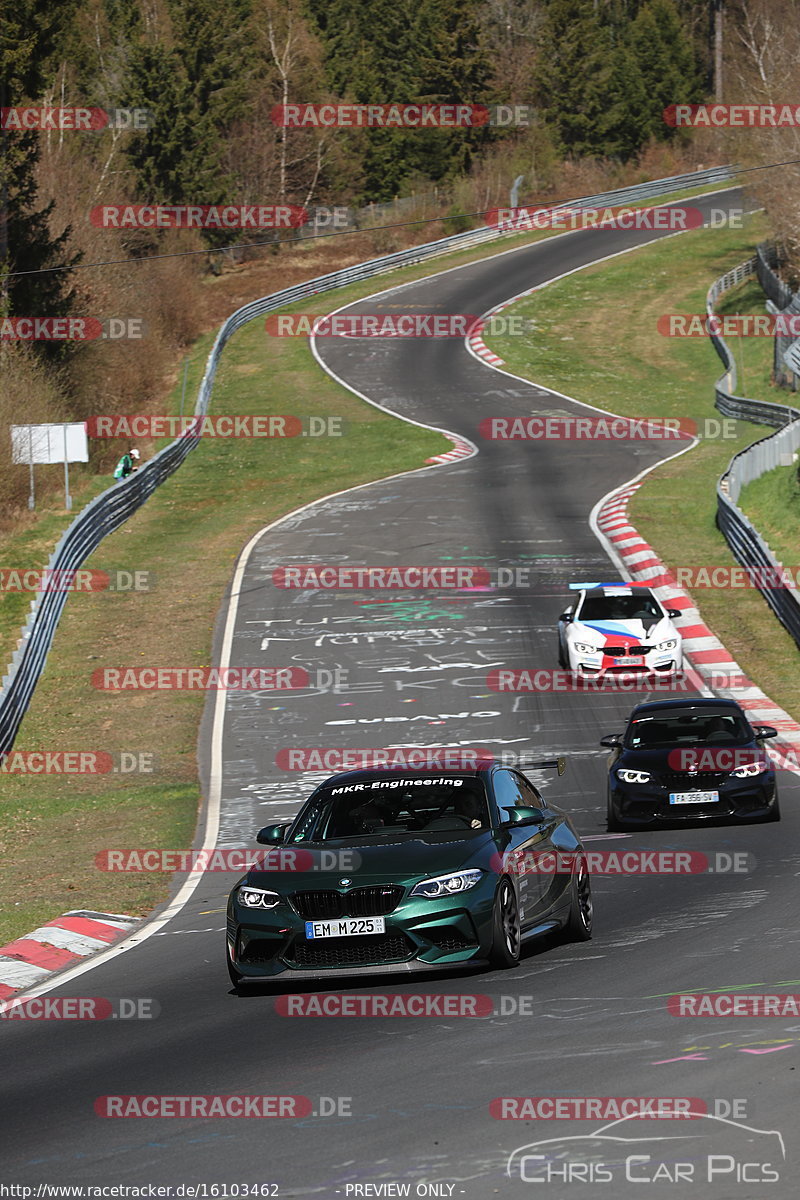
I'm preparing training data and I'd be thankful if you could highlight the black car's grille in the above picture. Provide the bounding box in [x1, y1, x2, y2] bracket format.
[604, 645, 652, 657]
[291, 886, 404, 919]
[287, 933, 415, 969]
[660, 772, 728, 787]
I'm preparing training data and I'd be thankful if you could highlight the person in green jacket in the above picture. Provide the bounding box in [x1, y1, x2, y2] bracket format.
[113, 448, 140, 479]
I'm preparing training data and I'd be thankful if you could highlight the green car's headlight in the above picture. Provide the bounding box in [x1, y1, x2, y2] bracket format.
[411, 869, 483, 899]
[237, 886, 281, 909]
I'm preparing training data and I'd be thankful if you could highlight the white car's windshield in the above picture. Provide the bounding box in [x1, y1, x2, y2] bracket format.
[579, 594, 661, 622]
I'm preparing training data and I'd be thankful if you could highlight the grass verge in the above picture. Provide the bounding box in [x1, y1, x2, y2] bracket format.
[710, 276, 775, 404]
[738, 460, 800, 573]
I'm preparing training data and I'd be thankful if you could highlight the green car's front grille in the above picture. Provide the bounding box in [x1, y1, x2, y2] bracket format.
[240, 937, 285, 964]
[287, 932, 415, 969]
[426, 926, 477, 951]
[290, 886, 404, 920]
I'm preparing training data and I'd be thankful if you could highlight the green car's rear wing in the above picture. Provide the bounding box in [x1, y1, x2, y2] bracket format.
[515, 756, 566, 776]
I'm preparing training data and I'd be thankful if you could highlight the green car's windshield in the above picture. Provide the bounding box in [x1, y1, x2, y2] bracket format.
[287, 778, 490, 842]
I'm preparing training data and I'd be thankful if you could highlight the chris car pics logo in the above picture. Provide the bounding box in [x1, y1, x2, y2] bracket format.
[506, 1113, 785, 1187]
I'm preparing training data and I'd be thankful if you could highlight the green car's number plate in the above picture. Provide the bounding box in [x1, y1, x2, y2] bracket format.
[305, 917, 386, 939]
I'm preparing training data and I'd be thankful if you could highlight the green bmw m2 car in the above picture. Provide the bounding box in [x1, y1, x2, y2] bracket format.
[226, 760, 592, 986]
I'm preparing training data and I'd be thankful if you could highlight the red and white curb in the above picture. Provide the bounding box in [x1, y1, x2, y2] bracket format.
[426, 435, 475, 464]
[0, 910, 139, 1000]
[468, 319, 506, 367]
[596, 481, 800, 775]
[467, 295, 533, 367]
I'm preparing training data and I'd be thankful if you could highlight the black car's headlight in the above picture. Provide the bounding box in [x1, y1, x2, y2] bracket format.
[731, 761, 766, 778]
[411, 870, 484, 899]
[237, 886, 281, 910]
[617, 768, 651, 784]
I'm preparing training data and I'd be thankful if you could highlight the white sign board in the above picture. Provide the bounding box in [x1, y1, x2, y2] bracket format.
[11, 423, 89, 465]
[10, 423, 89, 511]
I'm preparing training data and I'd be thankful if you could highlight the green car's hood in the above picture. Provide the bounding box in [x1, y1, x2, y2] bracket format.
[247, 830, 496, 891]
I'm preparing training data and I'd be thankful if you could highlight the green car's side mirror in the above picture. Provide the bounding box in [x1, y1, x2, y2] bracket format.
[256, 823, 287, 845]
[502, 805, 545, 827]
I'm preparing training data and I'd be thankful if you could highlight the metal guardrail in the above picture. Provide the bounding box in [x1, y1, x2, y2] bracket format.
[707, 257, 800, 426]
[0, 430, 203, 759]
[708, 253, 800, 649]
[717, 420, 800, 648]
[757, 243, 799, 391]
[756, 243, 794, 310]
[723, 419, 800, 501]
[0, 164, 736, 756]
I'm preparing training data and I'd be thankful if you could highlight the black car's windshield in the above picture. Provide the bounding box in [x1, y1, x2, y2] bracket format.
[625, 707, 752, 749]
[579, 593, 662, 622]
[287, 777, 490, 842]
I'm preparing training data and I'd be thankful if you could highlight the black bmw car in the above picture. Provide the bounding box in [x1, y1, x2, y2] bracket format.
[226, 760, 593, 986]
[601, 697, 780, 829]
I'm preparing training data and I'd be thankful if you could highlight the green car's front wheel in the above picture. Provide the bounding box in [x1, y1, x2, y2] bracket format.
[489, 878, 521, 968]
[562, 860, 593, 942]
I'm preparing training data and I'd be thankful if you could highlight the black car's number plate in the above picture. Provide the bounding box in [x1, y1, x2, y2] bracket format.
[668, 790, 720, 805]
[305, 917, 386, 939]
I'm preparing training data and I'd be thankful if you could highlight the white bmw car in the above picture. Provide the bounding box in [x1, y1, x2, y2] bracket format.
[557, 583, 683, 675]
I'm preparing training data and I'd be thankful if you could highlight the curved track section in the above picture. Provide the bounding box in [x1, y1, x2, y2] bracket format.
[5, 189, 800, 1198]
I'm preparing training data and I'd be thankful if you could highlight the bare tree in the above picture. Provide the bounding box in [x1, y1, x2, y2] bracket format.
[725, 0, 800, 272]
[254, 0, 331, 205]
[478, 0, 545, 102]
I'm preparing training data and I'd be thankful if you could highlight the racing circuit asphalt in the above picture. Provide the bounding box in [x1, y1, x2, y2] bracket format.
[4, 188, 800, 1198]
